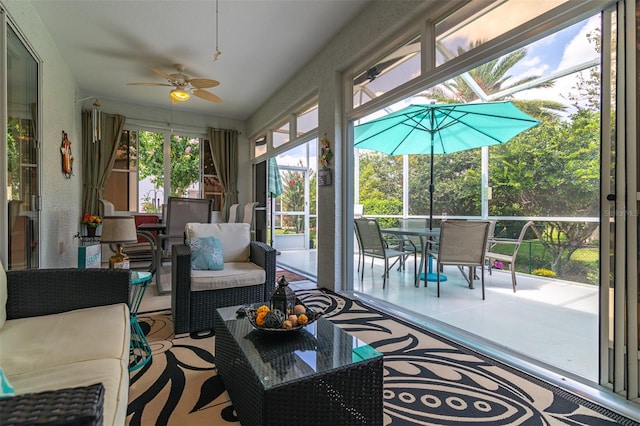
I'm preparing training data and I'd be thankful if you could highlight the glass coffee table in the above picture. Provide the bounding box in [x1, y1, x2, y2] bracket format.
[214, 304, 383, 425]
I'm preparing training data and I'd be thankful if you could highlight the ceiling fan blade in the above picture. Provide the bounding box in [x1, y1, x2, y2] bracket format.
[189, 78, 220, 89]
[150, 66, 173, 80]
[193, 89, 223, 103]
[127, 82, 173, 86]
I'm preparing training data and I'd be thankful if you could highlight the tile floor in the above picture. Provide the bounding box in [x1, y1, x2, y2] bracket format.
[276, 248, 599, 382]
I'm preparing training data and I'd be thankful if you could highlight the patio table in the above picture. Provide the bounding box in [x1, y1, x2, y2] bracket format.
[381, 226, 443, 284]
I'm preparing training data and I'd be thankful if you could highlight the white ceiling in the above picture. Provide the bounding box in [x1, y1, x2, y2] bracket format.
[29, 0, 372, 120]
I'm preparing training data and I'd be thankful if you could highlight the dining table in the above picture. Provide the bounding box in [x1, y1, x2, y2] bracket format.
[380, 225, 445, 285]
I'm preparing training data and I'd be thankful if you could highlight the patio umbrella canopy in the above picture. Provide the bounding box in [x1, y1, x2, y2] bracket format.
[268, 157, 284, 247]
[354, 101, 539, 229]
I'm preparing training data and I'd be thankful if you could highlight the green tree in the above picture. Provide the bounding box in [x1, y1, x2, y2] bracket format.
[489, 109, 600, 273]
[280, 162, 306, 233]
[358, 152, 403, 227]
[138, 131, 200, 197]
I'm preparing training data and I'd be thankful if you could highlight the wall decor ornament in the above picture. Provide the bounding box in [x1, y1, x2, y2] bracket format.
[60, 131, 73, 178]
[319, 135, 333, 186]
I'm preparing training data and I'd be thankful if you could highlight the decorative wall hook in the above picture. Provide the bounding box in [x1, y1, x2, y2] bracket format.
[60, 131, 73, 178]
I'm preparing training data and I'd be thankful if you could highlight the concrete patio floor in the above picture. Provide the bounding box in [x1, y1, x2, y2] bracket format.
[277, 248, 599, 383]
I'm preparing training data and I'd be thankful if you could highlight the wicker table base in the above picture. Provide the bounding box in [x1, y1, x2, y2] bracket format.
[214, 305, 383, 425]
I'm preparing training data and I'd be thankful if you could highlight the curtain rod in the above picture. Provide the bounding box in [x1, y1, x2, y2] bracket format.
[117, 117, 241, 135]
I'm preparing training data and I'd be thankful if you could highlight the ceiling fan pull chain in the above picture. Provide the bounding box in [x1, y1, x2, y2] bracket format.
[214, 0, 221, 61]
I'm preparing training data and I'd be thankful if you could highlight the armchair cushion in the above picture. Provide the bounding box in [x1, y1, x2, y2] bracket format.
[185, 223, 250, 262]
[191, 262, 266, 291]
[190, 237, 224, 270]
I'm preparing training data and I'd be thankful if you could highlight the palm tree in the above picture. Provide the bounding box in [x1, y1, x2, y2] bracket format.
[429, 43, 565, 120]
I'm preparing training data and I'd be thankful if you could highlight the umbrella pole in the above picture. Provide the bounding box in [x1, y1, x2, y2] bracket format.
[424, 130, 447, 282]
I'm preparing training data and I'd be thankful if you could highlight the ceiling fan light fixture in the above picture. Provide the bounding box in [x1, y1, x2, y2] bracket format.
[170, 88, 190, 102]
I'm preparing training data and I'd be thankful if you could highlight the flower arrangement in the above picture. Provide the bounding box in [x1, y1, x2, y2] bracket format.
[532, 268, 557, 278]
[83, 213, 102, 228]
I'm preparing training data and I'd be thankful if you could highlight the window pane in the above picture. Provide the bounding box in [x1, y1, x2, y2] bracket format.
[436, 0, 568, 66]
[113, 130, 137, 170]
[254, 135, 267, 158]
[138, 131, 164, 212]
[273, 121, 290, 148]
[170, 135, 201, 198]
[296, 104, 318, 136]
[353, 35, 421, 108]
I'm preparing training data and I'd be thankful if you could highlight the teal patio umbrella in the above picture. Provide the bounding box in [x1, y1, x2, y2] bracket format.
[268, 157, 284, 247]
[354, 101, 539, 230]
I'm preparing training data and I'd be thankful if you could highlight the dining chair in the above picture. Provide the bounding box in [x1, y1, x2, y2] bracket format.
[485, 220, 535, 292]
[240, 202, 259, 240]
[227, 203, 240, 223]
[155, 197, 213, 291]
[354, 218, 418, 288]
[432, 219, 490, 299]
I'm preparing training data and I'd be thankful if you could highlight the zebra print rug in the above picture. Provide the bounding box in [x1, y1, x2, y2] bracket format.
[127, 289, 638, 425]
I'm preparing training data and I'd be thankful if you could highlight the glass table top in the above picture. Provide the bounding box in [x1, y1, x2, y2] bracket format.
[131, 271, 152, 285]
[216, 304, 382, 389]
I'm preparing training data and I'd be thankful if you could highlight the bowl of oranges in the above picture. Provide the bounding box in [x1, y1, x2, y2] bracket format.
[245, 299, 321, 333]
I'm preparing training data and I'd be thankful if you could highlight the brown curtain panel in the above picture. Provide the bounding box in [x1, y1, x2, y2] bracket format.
[81, 111, 126, 216]
[207, 127, 239, 220]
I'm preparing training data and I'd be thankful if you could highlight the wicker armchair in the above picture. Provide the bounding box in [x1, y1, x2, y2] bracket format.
[0, 268, 130, 426]
[172, 239, 277, 334]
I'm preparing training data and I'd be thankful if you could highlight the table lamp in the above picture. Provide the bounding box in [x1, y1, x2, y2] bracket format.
[100, 216, 138, 269]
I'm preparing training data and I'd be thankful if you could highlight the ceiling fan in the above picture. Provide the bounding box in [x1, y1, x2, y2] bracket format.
[127, 64, 223, 104]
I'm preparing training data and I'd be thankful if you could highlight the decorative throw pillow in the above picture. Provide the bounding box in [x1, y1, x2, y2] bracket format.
[190, 237, 224, 270]
[0, 367, 14, 398]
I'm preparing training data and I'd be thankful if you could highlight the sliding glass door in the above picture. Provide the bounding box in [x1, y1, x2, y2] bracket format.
[4, 22, 40, 270]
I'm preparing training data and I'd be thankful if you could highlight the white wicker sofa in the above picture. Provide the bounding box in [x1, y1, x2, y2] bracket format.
[0, 265, 130, 426]
[171, 222, 276, 334]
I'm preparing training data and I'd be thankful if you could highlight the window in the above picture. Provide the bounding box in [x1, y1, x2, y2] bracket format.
[106, 129, 223, 213]
[273, 121, 290, 148]
[296, 104, 318, 136]
[254, 135, 267, 158]
[435, 0, 569, 66]
[353, 35, 421, 108]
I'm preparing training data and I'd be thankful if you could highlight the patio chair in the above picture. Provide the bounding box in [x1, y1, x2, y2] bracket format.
[485, 220, 535, 292]
[432, 219, 490, 299]
[240, 201, 259, 240]
[354, 218, 418, 288]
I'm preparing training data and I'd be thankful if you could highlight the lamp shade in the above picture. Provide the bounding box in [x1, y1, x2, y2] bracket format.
[100, 216, 138, 244]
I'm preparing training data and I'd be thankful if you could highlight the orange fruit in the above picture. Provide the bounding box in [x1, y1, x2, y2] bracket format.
[256, 305, 270, 315]
[297, 314, 308, 325]
[256, 311, 268, 327]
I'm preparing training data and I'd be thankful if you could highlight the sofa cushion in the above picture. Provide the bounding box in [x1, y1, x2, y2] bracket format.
[190, 236, 224, 270]
[6, 358, 128, 426]
[190, 262, 266, 291]
[0, 261, 6, 330]
[185, 223, 250, 262]
[0, 303, 130, 377]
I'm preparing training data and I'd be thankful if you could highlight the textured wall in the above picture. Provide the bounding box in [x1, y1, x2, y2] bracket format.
[4, 0, 79, 267]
